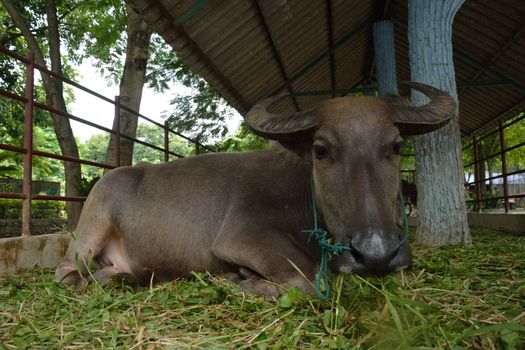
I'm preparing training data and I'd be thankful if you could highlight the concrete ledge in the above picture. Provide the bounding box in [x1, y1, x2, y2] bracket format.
[468, 212, 525, 233]
[0, 233, 70, 276]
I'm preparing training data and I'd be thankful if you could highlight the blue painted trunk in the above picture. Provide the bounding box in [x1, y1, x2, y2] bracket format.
[408, 0, 471, 245]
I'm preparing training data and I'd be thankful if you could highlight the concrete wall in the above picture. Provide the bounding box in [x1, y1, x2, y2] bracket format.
[0, 233, 70, 276]
[468, 213, 525, 233]
[408, 214, 523, 233]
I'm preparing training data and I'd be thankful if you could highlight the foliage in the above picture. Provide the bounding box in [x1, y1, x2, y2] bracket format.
[32, 126, 63, 181]
[78, 123, 193, 180]
[0, 150, 21, 178]
[75, 123, 264, 197]
[164, 82, 235, 144]
[0, 0, 125, 67]
[77, 133, 109, 181]
[213, 123, 268, 153]
[62, 0, 126, 67]
[78, 5, 236, 143]
[504, 113, 525, 171]
[0, 59, 55, 146]
[141, 36, 238, 143]
[403, 112, 525, 186]
[78, 175, 100, 197]
[132, 123, 193, 163]
[0, 125, 64, 183]
[0, 199, 64, 219]
[1, 0, 238, 167]
[400, 137, 415, 173]
[0, 228, 523, 349]
[463, 113, 525, 176]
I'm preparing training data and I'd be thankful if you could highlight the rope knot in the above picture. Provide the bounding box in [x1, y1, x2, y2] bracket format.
[303, 227, 351, 301]
[302, 228, 351, 255]
[302, 177, 409, 300]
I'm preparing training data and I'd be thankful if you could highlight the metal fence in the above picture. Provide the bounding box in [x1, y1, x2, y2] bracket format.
[0, 46, 212, 236]
[400, 114, 525, 213]
[463, 114, 525, 213]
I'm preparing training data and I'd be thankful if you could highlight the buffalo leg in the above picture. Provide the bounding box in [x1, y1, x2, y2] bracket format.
[212, 230, 316, 297]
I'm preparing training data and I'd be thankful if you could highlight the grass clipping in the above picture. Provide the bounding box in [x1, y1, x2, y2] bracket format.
[1, 228, 524, 349]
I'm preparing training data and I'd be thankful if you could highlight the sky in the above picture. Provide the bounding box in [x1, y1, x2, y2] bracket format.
[67, 59, 242, 143]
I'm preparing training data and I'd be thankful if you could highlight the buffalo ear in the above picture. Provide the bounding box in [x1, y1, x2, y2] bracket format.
[245, 92, 317, 160]
[387, 82, 457, 136]
[245, 93, 318, 142]
[278, 138, 314, 162]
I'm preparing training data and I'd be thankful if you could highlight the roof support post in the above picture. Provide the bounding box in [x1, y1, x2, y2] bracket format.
[373, 20, 397, 96]
[408, 0, 471, 246]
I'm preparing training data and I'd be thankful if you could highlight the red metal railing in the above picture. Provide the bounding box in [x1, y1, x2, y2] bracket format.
[0, 46, 213, 236]
[399, 113, 525, 214]
[463, 113, 525, 213]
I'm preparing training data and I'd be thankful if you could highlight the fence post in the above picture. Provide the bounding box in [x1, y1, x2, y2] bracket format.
[114, 96, 121, 167]
[164, 121, 169, 162]
[472, 137, 481, 212]
[498, 121, 509, 212]
[22, 52, 35, 237]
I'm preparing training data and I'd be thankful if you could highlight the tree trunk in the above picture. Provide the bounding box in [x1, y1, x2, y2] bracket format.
[45, 0, 83, 228]
[408, 0, 471, 245]
[104, 4, 152, 168]
[2, 0, 83, 228]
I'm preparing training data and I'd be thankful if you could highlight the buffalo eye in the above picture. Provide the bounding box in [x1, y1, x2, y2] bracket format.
[313, 144, 328, 159]
[393, 141, 404, 155]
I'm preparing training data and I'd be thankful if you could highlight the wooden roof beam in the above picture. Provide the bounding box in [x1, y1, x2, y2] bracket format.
[271, 18, 372, 96]
[252, 0, 299, 111]
[458, 22, 525, 96]
[392, 15, 525, 96]
[127, 0, 250, 112]
[467, 97, 525, 136]
[325, 0, 336, 98]
[454, 49, 525, 95]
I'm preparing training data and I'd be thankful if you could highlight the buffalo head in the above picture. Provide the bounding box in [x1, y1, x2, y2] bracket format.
[245, 82, 456, 275]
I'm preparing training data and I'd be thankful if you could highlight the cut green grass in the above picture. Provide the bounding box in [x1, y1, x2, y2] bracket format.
[1, 228, 524, 349]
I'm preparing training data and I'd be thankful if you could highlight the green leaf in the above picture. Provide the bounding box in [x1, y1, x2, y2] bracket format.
[278, 287, 303, 309]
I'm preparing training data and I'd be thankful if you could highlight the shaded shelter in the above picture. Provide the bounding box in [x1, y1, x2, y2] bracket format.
[124, 0, 525, 137]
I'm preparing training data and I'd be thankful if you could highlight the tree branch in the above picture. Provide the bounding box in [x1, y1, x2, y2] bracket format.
[45, 0, 62, 76]
[0, 0, 47, 69]
[57, 0, 95, 22]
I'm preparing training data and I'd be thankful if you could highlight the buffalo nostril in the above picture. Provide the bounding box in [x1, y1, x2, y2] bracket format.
[389, 246, 400, 261]
[349, 240, 401, 272]
[351, 248, 365, 265]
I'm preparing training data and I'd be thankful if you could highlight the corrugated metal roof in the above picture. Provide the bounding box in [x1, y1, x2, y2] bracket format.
[126, 0, 525, 136]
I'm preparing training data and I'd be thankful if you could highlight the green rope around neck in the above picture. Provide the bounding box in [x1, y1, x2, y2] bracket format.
[302, 179, 409, 300]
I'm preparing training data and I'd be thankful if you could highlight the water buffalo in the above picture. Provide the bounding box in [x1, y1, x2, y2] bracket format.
[56, 82, 455, 297]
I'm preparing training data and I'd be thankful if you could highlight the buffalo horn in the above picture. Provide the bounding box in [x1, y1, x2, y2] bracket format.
[391, 82, 457, 135]
[245, 92, 318, 140]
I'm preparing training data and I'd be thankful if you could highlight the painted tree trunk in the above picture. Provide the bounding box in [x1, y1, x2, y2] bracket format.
[105, 5, 152, 168]
[408, 0, 471, 245]
[373, 20, 398, 96]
